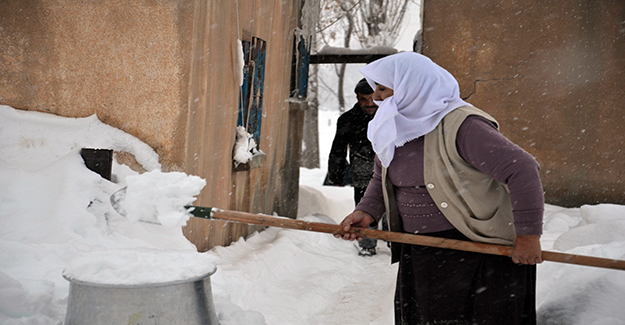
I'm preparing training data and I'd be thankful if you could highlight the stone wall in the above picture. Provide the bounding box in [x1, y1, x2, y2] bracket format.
[422, 0, 625, 207]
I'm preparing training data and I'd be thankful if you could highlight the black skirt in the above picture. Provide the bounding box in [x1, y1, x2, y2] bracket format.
[394, 229, 536, 325]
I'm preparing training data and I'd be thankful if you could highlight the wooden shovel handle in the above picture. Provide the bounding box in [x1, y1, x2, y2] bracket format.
[193, 208, 625, 271]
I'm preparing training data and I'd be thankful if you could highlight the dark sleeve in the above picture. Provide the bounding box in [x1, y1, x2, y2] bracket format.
[326, 114, 349, 185]
[354, 156, 386, 221]
[456, 116, 544, 235]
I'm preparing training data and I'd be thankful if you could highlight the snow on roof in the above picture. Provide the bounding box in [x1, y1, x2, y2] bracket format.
[315, 45, 400, 56]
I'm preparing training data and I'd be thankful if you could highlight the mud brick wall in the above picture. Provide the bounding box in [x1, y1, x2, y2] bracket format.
[422, 0, 625, 207]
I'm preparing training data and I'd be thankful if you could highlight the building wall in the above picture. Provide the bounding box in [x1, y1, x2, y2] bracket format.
[0, 0, 303, 251]
[0, 0, 193, 169]
[422, 0, 625, 207]
[181, 0, 302, 251]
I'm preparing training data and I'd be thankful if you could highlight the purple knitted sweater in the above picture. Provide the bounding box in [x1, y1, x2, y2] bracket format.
[356, 115, 544, 236]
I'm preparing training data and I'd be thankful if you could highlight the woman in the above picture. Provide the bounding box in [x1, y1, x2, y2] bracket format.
[336, 52, 544, 324]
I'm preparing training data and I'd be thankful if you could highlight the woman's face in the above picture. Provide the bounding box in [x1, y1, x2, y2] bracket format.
[373, 84, 394, 101]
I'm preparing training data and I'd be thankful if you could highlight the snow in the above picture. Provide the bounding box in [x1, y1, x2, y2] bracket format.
[2, 2, 623, 323]
[0, 106, 160, 172]
[123, 170, 206, 227]
[1, 104, 624, 324]
[316, 45, 399, 55]
[63, 249, 217, 285]
[232, 126, 262, 167]
[297, 0, 320, 47]
[236, 39, 245, 87]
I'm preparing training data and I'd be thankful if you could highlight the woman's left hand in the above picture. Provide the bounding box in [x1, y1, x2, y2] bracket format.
[511, 235, 543, 265]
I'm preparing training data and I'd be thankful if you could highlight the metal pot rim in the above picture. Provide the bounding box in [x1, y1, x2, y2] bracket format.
[62, 267, 217, 288]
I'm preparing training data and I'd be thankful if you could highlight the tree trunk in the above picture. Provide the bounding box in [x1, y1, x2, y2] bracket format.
[301, 64, 320, 169]
[337, 4, 354, 112]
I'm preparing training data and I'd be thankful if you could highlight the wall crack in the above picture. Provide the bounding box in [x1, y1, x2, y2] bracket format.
[462, 36, 546, 101]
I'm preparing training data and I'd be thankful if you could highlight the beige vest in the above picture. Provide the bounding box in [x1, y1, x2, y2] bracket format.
[384, 106, 516, 262]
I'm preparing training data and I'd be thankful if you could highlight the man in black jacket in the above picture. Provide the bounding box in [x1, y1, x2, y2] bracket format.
[326, 78, 380, 256]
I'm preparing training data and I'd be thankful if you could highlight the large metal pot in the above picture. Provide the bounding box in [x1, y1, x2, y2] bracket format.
[63, 269, 218, 325]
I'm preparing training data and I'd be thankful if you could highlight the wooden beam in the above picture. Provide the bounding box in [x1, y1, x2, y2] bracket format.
[309, 53, 391, 64]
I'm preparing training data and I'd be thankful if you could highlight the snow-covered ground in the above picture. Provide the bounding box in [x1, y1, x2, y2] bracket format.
[1, 105, 624, 325]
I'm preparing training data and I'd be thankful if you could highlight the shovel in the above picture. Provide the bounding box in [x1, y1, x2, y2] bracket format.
[110, 188, 625, 271]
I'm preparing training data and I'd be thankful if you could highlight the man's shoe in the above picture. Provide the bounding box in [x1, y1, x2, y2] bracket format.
[359, 247, 376, 257]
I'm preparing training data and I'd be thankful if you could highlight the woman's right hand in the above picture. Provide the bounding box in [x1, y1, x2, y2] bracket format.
[335, 211, 375, 241]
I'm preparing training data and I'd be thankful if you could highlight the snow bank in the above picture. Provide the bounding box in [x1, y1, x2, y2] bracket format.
[0, 105, 160, 172]
[298, 184, 354, 224]
[0, 106, 221, 323]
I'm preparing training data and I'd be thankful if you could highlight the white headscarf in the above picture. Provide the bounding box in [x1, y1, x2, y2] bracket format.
[360, 52, 468, 167]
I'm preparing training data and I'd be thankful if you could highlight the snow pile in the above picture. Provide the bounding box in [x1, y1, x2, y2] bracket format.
[123, 170, 206, 227]
[0, 105, 224, 324]
[63, 248, 217, 285]
[298, 184, 354, 223]
[233, 126, 263, 166]
[535, 204, 625, 324]
[0, 105, 160, 172]
[552, 204, 625, 251]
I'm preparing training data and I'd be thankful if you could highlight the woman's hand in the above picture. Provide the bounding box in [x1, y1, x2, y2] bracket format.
[334, 211, 375, 241]
[511, 235, 543, 265]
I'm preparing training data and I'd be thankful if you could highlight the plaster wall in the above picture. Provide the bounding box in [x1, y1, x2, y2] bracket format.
[422, 0, 625, 207]
[0, 0, 193, 170]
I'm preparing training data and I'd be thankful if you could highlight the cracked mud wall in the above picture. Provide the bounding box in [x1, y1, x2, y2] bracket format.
[422, 0, 625, 207]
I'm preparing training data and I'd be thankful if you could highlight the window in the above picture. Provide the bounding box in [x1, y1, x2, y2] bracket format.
[290, 35, 310, 99]
[233, 37, 267, 171]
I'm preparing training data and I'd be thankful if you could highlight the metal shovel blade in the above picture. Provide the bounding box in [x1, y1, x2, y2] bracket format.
[109, 186, 128, 217]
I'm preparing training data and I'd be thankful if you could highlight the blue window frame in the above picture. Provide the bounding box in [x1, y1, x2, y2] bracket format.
[290, 35, 310, 99]
[238, 37, 267, 146]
